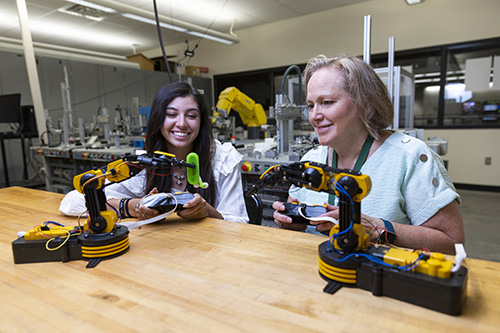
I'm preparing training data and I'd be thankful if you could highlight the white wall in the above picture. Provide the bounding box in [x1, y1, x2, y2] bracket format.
[425, 129, 500, 187]
[143, 0, 500, 188]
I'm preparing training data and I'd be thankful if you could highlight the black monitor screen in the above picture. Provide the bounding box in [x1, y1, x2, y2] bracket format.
[0, 93, 21, 123]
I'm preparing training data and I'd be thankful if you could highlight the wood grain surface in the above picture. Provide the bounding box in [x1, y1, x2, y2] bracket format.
[0, 187, 499, 332]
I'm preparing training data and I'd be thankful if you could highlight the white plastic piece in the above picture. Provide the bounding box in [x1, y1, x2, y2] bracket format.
[298, 207, 337, 225]
[118, 211, 173, 230]
[452, 243, 467, 273]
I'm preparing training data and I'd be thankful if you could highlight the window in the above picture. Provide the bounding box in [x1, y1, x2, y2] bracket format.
[444, 44, 500, 126]
[372, 37, 500, 128]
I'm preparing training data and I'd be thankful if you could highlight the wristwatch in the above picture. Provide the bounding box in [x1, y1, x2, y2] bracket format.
[378, 218, 397, 245]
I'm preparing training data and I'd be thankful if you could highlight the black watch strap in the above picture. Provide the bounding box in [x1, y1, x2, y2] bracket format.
[378, 218, 397, 244]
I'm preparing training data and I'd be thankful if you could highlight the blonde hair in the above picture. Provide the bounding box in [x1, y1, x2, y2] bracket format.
[303, 54, 393, 139]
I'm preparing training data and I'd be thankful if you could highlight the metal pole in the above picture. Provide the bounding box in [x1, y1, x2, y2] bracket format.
[388, 36, 397, 128]
[79, 118, 86, 147]
[15, 0, 47, 141]
[363, 15, 371, 65]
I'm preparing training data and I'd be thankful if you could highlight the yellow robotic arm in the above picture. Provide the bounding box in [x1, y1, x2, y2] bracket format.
[74, 151, 197, 234]
[215, 87, 267, 138]
[12, 152, 202, 268]
[246, 160, 467, 315]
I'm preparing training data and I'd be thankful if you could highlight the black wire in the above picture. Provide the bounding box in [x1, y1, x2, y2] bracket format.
[193, 0, 230, 49]
[153, 0, 173, 83]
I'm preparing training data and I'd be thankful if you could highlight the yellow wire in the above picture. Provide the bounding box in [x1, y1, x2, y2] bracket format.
[259, 164, 281, 179]
[45, 230, 71, 251]
[77, 210, 86, 230]
[44, 220, 84, 251]
[34, 225, 54, 239]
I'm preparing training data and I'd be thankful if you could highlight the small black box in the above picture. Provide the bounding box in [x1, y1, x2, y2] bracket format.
[12, 236, 82, 264]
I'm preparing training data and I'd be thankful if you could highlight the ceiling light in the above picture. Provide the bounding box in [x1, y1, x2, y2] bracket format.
[121, 13, 188, 33]
[86, 0, 239, 45]
[29, 20, 136, 47]
[58, 5, 107, 21]
[0, 36, 139, 69]
[122, 13, 235, 45]
[65, 0, 116, 13]
[187, 31, 235, 45]
[405, 0, 425, 5]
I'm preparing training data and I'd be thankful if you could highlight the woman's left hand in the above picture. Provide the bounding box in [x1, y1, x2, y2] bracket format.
[134, 187, 159, 220]
[177, 193, 209, 220]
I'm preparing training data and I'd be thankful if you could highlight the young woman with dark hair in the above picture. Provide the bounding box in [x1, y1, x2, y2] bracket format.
[60, 81, 249, 224]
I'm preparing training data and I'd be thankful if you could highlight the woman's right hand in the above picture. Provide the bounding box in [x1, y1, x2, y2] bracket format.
[272, 199, 308, 231]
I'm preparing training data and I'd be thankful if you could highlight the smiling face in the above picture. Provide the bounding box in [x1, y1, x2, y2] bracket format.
[161, 95, 201, 157]
[306, 67, 367, 149]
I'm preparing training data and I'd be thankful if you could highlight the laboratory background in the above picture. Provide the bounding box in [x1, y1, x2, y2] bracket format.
[1, 0, 500, 329]
[1, 0, 499, 254]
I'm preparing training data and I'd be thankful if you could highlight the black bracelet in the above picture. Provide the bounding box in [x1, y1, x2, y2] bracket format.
[119, 198, 126, 218]
[124, 198, 132, 218]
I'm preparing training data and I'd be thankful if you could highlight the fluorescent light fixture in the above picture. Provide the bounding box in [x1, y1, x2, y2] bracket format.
[86, 0, 239, 45]
[121, 13, 188, 33]
[0, 36, 139, 69]
[65, 0, 116, 13]
[424, 86, 440, 93]
[405, 0, 424, 5]
[121, 13, 235, 44]
[186, 31, 235, 45]
[415, 78, 441, 83]
[30, 20, 136, 47]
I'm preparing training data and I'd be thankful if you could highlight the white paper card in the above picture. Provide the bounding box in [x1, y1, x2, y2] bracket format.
[465, 57, 491, 91]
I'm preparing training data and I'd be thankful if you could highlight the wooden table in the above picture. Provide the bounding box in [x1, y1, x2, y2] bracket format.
[1, 187, 499, 332]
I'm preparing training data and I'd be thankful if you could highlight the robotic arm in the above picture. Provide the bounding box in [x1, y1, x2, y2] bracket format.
[213, 87, 267, 139]
[12, 151, 204, 268]
[246, 161, 371, 252]
[246, 161, 468, 315]
[73, 151, 196, 234]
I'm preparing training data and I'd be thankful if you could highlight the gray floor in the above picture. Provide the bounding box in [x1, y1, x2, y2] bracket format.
[458, 189, 500, 263]
[262, 189, 500, 263]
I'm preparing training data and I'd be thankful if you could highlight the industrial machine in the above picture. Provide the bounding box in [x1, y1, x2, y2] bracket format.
[273, 65, 310, 155]
[246, 161, 468, 315]
[212, 86, 267, 141]
[12, 151, 204, 268]
[233, 65, 316, 226]
[72, 145, 138, 175]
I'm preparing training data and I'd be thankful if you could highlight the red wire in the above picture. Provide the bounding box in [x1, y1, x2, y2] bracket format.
[32, 225, 53, 239]
[146, 169, 172, 177]
[125, 162, 171, 177]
